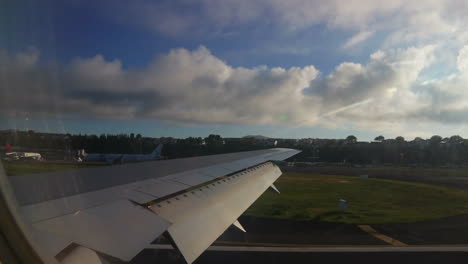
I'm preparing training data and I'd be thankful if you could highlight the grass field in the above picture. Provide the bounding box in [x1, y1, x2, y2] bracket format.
[245, 172, 468, 224]
[2, 162, 96, 176]
[5, 162, 468, 224]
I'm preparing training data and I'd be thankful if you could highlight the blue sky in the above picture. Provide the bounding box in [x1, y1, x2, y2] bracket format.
[2, 0, 468, 140]
[20, 1, 370, 72]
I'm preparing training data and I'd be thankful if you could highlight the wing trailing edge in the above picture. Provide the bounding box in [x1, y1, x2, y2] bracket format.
[150, 162, 282, 264]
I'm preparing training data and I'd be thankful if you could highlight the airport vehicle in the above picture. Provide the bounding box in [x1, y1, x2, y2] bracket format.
[82, 144, 163, 164]
[5, 148, 299, 264]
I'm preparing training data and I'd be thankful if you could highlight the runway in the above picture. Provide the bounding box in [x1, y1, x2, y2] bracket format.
[147, 244, 468, 252]
[133, 244, 468, 264]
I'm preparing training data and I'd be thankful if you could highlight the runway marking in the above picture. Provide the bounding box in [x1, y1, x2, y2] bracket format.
[147, 244, 468, 252]
[358, 225, 407, 246]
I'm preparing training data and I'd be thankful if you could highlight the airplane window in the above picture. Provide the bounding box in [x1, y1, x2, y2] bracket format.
[3, 1, 468, 264]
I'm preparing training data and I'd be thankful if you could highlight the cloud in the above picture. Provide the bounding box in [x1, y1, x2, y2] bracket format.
[4, 44, 468, 136]
[88, 0, 468, 46]
[342, 31, 374, 49]
[305, 45, 435, 111]
[0, 46, 319, 125]
[457, 45, 468, 72]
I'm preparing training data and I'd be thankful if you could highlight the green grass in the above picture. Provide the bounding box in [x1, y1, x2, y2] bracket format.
[2, 162, 96, 176]
[245, 173, 468, 224]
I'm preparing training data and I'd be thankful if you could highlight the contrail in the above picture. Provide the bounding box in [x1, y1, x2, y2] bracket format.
[291, 98, 374, 127]
[275, 98, 374, 137]
[320, 98, 374, 118]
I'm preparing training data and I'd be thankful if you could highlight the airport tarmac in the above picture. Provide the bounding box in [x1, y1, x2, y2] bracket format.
[217, 215, 468, 246]
[139, 214, 468, 263]
[133, 247, 468, 264]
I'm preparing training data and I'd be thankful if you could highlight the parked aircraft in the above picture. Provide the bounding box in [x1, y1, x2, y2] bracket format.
[81, 144, 163, 164]
[4, 151, 42, 161]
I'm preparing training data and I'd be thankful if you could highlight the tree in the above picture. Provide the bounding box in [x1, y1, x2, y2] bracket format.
[204, 134, 223, 147]
[345, 135, 357, 143]
[449, 135, 464, 144]
[185, 137, 203, 145]
[429, 135, 442, 145]
[374, 135, 385, 142]
[395, 136, 405, 143]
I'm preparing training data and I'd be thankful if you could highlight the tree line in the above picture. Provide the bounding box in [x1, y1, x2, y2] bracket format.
[0, 131, 269, 159]
[1, 130, 467, 165]
[294, 135, 468, 166]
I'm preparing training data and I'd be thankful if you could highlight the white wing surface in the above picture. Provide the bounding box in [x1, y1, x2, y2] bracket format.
[9, 148, 300, 263]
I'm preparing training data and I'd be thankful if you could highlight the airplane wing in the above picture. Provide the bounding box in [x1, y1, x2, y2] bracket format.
[8, 148, 300, 264]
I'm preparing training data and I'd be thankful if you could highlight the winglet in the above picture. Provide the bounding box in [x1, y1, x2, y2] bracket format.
[232, 220, 246, 233]
[270, 184, 280, 194]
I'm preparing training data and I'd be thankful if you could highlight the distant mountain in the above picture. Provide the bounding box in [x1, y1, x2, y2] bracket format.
[242, 135, 270, 139]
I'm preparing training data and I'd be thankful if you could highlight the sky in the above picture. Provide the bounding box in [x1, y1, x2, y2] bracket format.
[2, 0, 468, 140]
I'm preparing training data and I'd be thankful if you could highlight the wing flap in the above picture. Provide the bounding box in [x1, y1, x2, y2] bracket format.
[32, 200, 170, 261]
[29, 227, 74, 257]
[150, 162, 282, 264]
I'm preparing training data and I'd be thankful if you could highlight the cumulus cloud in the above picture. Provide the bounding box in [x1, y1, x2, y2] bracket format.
[332, 44, 468, 131]
[305, 46, 435, 112]
[3, 44, 468, 136]
[0, 46, 319, 125]
[457, 45, 468, 72]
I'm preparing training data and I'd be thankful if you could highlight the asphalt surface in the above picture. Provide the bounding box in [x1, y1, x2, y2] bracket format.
[151, 215, 388, 248]
[374, 214, 468, 245]
[133, 248, 468, 264]
[216, 215, 387, 245]
[147, 244, 468, 252]
[140, 216, 467, 263]
[216, 214, 468, 246]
